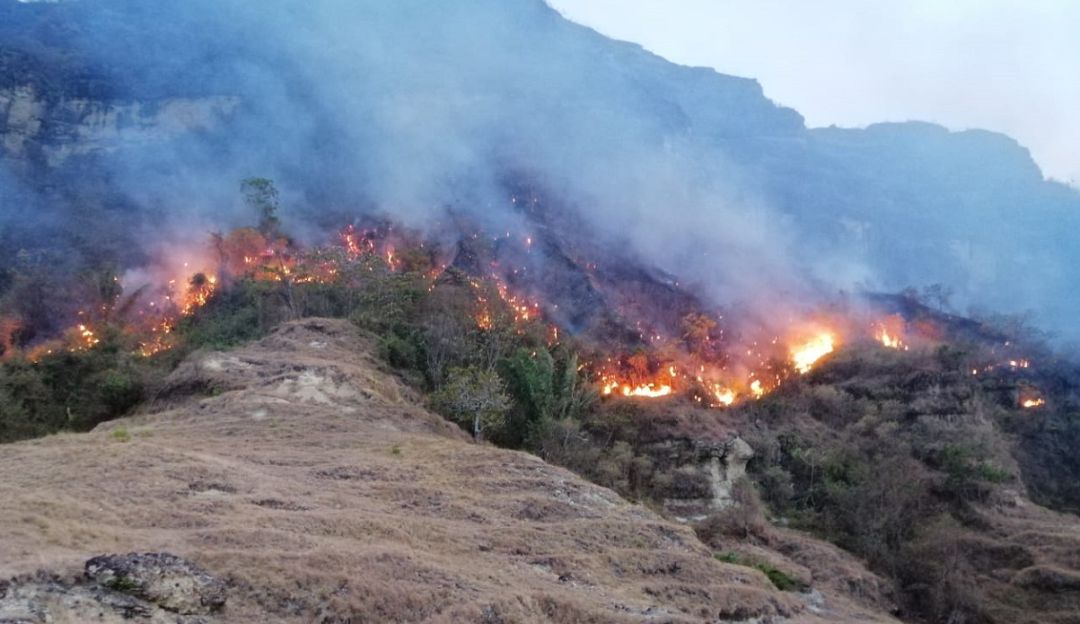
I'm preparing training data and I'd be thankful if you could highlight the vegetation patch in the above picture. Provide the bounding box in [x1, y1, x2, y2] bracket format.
[713, 553, 806, 592]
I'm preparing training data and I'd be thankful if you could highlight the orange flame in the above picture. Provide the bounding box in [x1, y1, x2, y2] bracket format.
[602, 380, 673, 398]
[711, 384, 736, 406]
[878, 328, 902, 349]
[791, 333, 835, 374]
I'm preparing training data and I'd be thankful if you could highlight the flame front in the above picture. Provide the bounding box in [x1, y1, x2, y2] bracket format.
[878, 328, 902, 349]
[182, 274, 218, 315]
[603, 382, 674, 398]
[711, 385, 736, 406]
[791, 333, 835, 374]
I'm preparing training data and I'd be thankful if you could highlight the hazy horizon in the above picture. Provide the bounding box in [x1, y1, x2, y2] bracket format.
[548, 0, 1080, 186]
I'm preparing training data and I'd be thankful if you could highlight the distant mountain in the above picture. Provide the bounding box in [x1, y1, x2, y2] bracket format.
[0, 0, 1076, 340]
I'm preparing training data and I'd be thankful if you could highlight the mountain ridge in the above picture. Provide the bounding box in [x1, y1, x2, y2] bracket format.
[2, 0, 1077, 339]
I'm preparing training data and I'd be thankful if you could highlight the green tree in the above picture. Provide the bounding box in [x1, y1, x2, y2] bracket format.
[501, 347, 555, 423]
[499, 348, 596, 447]
[431, 366, 511, 441]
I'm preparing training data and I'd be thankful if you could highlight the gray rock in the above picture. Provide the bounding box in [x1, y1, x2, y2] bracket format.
[85, 552, 227, 615]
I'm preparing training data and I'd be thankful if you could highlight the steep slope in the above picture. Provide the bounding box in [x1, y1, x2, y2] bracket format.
[1, 0, 1078, 340]
[715, 341, 1080, 623]
[0, 318, 899, 623]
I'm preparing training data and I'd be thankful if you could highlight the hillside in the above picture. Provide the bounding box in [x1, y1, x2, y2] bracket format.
[0, 318, 902, 623]
[1, 0, 1079, 339]
[2, 2, 1080, 623]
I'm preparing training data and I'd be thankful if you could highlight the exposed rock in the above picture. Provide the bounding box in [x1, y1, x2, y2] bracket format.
[0, 555, 226, 623]
[85, 552, 227, 615]
[0, 84, 240, 169]
[651, 436, 756, 521]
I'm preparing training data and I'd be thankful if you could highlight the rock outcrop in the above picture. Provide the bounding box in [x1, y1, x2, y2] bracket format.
[646, 436, 757, 521]
[85, 553, 227, 615]
[0, 85, 239, 169]
[0, 553, 225, 623]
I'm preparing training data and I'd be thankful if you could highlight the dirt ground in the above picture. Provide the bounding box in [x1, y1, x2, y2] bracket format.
[0, 319, 899, 623]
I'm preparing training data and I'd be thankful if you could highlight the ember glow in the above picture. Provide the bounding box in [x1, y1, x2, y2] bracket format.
[76, 325, 100, 349]
[495, 281, 542, 325]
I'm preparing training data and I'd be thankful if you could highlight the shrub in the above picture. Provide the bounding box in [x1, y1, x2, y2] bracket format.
[712, 553, 806, 592]
[755, 562, 805, 592]
[756, 465, 795, 510]
[379, 332, 422, 370]
[111, 426, 130, 442]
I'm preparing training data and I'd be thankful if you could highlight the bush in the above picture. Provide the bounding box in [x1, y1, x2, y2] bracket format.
[379, 332, 422, 370]
[179, 282, 271, 350]
[0, 336, 147, 442]
[94, 368, 142, 414]
[757, 465, 795, 510]
[711, 553, 806, 592]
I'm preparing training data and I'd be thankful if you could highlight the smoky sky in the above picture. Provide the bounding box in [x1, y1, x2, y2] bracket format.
[548, 0, 1080, 186]
[30, 0, 808, 305]
[2, 0, 1078, 342]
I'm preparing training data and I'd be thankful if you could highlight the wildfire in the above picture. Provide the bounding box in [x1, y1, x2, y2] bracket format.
[791, 333, 835, 374]
[495, 281, 541, 324]
[602, 379, 673, 398]
[136, 318, 177, 357]
[25, 320, 102, 362]
[340, 224, 404, 272]
[873, 315, 909, 350]
[75, 324, 100, 350]
[341, 225, 371, 259]
[711, 385, 736, 406]
[182, 274, 217, 315]
[1022, 397, 1046, 409]
[877, 328, 905, 349]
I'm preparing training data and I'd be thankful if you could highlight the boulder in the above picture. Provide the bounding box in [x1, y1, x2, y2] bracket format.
[85, 553, 226, 615]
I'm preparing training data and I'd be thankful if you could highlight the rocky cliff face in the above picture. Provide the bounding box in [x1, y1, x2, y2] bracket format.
[0, 85, 238, 169]
[640, 437, 756, 522]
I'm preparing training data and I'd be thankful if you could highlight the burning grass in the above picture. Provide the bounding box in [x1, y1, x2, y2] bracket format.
[0, 181, 1059, 450]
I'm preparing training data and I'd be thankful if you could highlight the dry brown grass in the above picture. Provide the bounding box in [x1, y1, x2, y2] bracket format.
[0, 319, 846, 622]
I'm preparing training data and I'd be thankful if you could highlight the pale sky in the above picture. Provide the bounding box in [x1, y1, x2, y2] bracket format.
[547, 0, 1080, 185]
